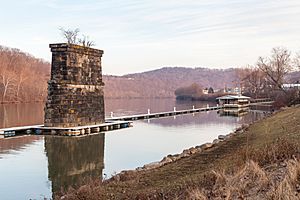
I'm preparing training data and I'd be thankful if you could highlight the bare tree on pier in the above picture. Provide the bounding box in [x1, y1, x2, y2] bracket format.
[59, 27, 80, 44]
[59, 28, 95, 47]
[78, 35, 95, 47]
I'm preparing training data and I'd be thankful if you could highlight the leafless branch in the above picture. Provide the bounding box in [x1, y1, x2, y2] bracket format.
[59, 27, 80, 44]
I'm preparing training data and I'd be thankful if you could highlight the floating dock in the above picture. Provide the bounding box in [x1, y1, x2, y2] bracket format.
[108, 106, 222, 121]
[0, 105, 223, 139]
[0, 121, 132, 139]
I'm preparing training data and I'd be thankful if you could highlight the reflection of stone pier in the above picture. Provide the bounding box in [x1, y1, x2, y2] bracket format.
[45, 134, 105, 195]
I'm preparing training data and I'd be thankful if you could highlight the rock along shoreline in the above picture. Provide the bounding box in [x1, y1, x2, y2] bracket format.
[112, 120, 259, 181]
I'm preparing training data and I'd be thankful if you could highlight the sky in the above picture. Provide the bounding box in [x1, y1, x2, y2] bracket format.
[1, 0, 300, 75]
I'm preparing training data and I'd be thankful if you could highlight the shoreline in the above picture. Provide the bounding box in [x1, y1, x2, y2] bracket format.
[111, 121, 257, 180]
[59, 105, 300, 199]
[111, 109, 275, 178]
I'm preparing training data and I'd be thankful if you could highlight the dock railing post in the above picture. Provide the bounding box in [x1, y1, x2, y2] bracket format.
[174, 107, 176, 112]
[217, 104, 219, 108]
[207, 104, 209, 108]
[110, 112, 114, 118]
[148, 109, 150, 115]
[192, 105, 195, 110]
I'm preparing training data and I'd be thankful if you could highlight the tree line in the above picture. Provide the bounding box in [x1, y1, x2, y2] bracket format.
[174, 83, 227, 101]
[238, 47, 300, 106]
[0, 46, 50, 103]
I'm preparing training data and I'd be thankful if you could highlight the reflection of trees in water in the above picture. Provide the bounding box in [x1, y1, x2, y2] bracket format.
[0, 135, 41, 155]
[105, 99, 217, 117]
[0, 103, 44, 128]
[145, 111, 264, 127]
[145, 111, 236, 127]
[45, 134, 105, 195]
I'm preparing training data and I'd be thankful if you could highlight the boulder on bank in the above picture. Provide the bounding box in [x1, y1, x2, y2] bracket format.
[200, 142, 213, 150]
[160, 156, 173, 164]
[213, 139, 220, 144]
[218, 135, 226, 140]
[143, 161, 162, 170]
[189, 147, 198, 154]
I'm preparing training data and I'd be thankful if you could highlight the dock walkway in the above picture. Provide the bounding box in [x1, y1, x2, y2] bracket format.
[108, 106, 222, 121]
[0, 121, 132, 139]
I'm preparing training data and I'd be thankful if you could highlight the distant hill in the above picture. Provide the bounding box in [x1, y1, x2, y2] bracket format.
[286, 71, 300, 83]
[103, 67, 239, 98]
[103, 67, 300, 99]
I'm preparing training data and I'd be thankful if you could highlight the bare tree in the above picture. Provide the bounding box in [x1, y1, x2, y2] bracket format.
[240, 66, 267, 98]
[78, 35, 95, 47]
[59, 28, 95, 47]
[0, 47, 15, 102]
[59, 27, 80, 44]
[257, 47, 293, 93]
[294, 52, 300, 71]
[15, 58, 30, 100]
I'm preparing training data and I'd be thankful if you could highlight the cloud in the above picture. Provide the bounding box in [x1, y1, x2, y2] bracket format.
[1, 0, 300, 75]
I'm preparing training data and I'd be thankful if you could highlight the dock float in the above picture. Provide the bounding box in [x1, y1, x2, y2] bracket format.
[0, 121, 132, 139]
[108, 106, 223, 121]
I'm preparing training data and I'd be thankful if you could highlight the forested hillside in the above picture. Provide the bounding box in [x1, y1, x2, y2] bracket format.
[0, 46, 50, 103]
[103, 67, 239, 98]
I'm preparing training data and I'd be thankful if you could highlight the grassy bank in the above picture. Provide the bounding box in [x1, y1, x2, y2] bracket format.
[59, 106, 300, 200]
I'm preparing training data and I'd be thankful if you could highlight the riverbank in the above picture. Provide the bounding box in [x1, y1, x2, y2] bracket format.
[175, 92, 226, 102]
[58, 105, 300, 199]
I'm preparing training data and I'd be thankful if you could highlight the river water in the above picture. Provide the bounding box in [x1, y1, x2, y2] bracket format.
[0, 99, 263, 199]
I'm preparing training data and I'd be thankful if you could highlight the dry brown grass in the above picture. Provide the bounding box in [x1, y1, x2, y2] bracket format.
[241, 138, 300, 166]
[182, 137, 300, 200]
[197, 160, 269, 199]
[268, 159, 300, 200]
[187, 159, 300, 200]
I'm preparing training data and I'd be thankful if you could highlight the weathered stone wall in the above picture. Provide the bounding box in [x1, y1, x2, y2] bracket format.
[44, 43, 105, 127]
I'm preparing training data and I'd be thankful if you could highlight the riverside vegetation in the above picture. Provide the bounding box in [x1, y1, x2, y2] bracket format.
[58, 105, 300, 200]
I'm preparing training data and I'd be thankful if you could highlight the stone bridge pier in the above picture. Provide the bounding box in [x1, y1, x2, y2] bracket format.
[44, 43, 105, 128]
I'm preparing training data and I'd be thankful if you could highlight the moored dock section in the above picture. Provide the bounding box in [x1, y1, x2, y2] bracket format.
[0, 121, 132, 139]
[39, 121, 132, 136]
[108, 105, 222, 121]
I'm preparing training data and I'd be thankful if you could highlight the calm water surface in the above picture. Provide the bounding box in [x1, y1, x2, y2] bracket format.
[0, 99, 263, 199]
